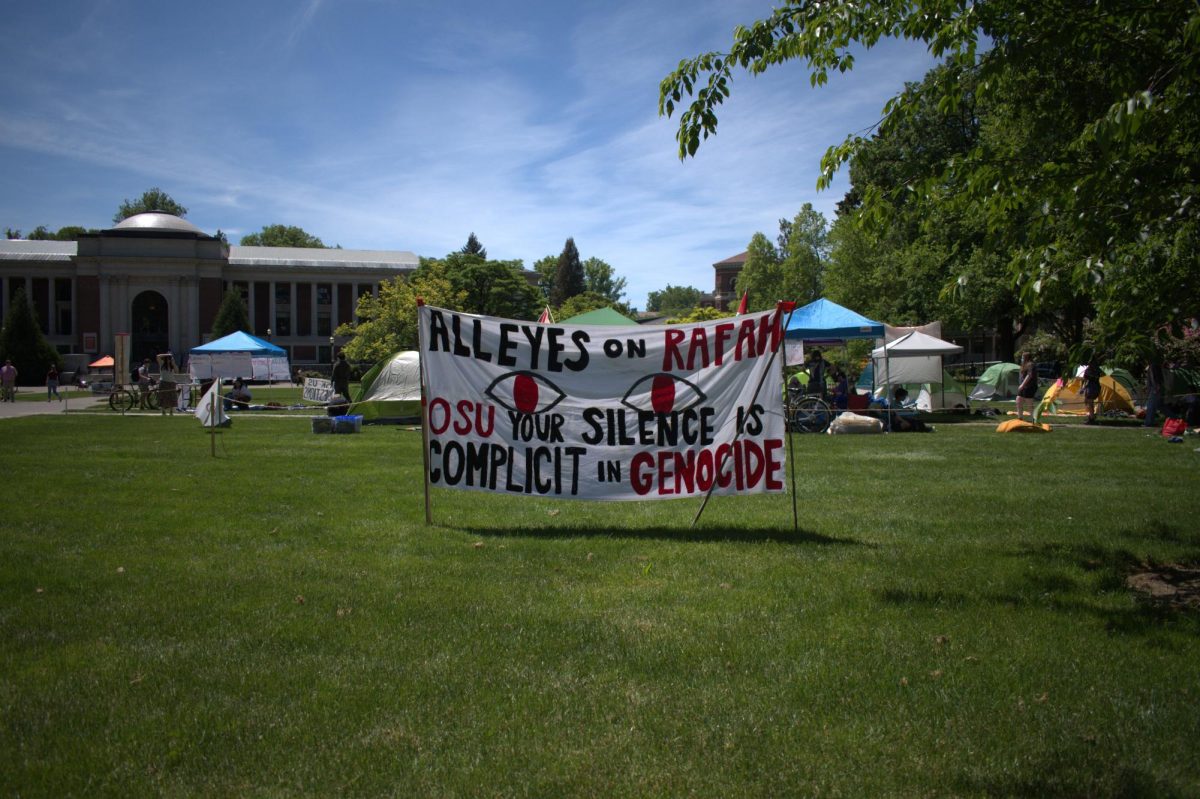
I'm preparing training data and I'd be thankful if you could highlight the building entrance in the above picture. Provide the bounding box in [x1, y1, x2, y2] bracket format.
[131, 290, 169, 366]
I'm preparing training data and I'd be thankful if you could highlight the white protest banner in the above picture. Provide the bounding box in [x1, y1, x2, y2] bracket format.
[417, 305, 787, 501]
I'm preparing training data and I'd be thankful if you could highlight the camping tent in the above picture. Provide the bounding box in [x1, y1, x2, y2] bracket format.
[558, 307, 639, 326]
[188, 331, 290, 382]
[1103, 367, 1138, 400]
[1045, 375, 1135, 416]
[352, 350, 422, 422]
[970, 362, 1021, 401]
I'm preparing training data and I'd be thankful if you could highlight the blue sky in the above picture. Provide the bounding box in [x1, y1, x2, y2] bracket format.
[0, 0, 937, 310]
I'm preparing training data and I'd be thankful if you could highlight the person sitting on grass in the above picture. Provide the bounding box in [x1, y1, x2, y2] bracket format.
[875, 386, 929, 432]
[224, 377, 251, 411]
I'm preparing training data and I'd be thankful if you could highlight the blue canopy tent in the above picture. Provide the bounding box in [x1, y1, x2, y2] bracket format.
[784, 298, 885, 341]
[189, 331, 290, 382]
[783, 298, 884, 366]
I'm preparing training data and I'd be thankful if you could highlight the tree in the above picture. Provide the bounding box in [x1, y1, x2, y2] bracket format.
[668, 306, 730, 324]
[114, 188, 187, 223]
[0, 287, 61, 385]
[209, 289, 251, 339]
[582, 257, 627, 304]
[338, 270, 466, 361]
[549, 238, 586, 307]
[421, 253, 540, 320]
[646, 284, 703, 315]
[460, 233, 487, 260]
[532, 255, 558, 298]
[659, 0, 1200, 354]
[240, 225, 324, 247]
[734, 206, 829, 312]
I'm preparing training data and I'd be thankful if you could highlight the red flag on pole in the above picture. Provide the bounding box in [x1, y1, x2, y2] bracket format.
[537, 306, 554, 324]
[735, 292, 748, 316]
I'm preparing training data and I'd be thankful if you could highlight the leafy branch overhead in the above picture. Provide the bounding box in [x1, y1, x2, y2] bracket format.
[660, 0, 1200, 355]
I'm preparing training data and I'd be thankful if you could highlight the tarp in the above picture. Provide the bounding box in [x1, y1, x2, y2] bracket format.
[352, 350, 422, 421]
[871, 330, 963, 386]
[189, 331, 289, 381]
[558, 307, 639, 326]
[970, 362, 1021, 401]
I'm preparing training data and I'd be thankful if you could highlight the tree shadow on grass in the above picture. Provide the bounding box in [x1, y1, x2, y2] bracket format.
[460, 524, 869, 547]
[951, 748, 1187, 799]
[874, 523, 1200, 638]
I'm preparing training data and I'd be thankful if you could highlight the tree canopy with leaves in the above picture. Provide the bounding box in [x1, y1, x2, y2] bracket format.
[734, 204, 829, 311]
[337, 270, 466, 362]
[113, 188, 187, 223]
[240, 225, 325, 248]
[660, 0, 1200, 360]
[646, 284, 703, 315]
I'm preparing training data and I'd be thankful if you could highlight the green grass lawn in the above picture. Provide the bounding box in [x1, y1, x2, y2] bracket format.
[2, 416, 1198, 796]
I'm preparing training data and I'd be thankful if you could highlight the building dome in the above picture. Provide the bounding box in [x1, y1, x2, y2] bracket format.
[111, 212, 209, 236]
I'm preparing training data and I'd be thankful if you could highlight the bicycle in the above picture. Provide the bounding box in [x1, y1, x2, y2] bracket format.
[108, 382, 159, 412]
[786, 388, 833, 434]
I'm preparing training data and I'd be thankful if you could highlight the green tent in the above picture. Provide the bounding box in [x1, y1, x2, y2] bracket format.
[351, 350, 422, 422]
[558, 307, 638, 326]
[969, 362, 1021, 401]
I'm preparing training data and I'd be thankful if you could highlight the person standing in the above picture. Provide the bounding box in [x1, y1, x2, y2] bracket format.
[1, 359, 17, 402]
[136, 358, 153, 409]
[1143, 362, 1163, 428]
[806, 349, 826, 399]
[1082, 359, 1103, 424]
[1016, 353, 1037, 420]
[332, 351, 352, 404]
[46, 364, 61, 401]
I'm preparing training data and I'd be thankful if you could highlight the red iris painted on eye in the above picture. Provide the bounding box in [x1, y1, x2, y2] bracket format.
[651, 374, 676, 413]
[513, 373, 539, 413]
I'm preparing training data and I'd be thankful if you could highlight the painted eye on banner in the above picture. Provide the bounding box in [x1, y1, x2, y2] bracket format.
[485, 371, 567, 414]
[621, 373, 706, 414]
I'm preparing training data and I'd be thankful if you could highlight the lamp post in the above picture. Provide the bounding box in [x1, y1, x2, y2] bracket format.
[266, 328, 273, 385]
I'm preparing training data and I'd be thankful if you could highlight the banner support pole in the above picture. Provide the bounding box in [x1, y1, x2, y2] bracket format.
[692, 302, 797, 529]
[415, 298, 433, 525]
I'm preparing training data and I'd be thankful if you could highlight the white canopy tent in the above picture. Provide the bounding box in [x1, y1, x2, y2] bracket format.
[872, 331, 965, 414]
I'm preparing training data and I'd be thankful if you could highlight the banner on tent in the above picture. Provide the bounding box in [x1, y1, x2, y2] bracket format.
[418, 305, 787, 501]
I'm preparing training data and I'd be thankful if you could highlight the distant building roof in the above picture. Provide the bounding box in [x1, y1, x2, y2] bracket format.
[714, 251, 748, 267]
[111, 212, 211, 237]
[0, 240, 76, 262]
[227, 246, 419, 271]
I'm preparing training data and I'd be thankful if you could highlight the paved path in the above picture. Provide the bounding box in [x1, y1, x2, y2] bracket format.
[0, 392, 108, 419]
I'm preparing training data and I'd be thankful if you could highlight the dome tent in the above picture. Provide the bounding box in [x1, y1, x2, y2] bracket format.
[352, 350, 422, 422]
[970, 362, 1022, 401]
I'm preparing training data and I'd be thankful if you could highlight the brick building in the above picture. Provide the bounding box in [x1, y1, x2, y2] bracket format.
[0, 212, 419, 366]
